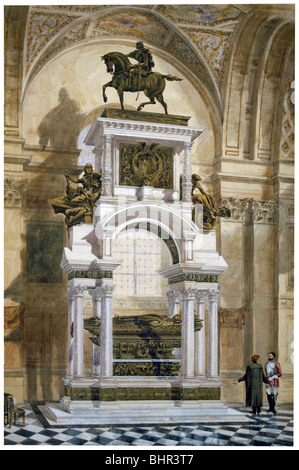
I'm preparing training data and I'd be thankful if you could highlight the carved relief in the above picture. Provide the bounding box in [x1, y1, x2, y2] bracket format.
[119, 142, 173, 189]
[113, 362, 180, 377]
[219, 307, 246, 328]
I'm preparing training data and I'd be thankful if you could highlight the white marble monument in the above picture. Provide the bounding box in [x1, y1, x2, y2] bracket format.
[41, 109, 248, 425]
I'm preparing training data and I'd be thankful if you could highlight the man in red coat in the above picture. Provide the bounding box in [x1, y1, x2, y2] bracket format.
[265, 352, 282, 414]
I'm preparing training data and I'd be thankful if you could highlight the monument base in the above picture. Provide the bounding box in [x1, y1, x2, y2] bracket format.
[37, 400, 250, 426]
[35, 376, 250, 426]
[100, 107, 191, 126]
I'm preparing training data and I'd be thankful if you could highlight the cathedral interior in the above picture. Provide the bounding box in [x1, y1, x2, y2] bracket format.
[3, 3, 294, 434]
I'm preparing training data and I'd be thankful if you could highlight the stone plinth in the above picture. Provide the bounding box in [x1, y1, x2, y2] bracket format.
[100, 107, 191, 126]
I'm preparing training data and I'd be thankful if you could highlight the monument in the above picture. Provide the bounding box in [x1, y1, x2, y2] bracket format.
[42, 43, 246, 425]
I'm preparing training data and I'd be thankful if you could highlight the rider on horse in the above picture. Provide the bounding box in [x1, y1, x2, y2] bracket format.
[126, 41, 155, 89]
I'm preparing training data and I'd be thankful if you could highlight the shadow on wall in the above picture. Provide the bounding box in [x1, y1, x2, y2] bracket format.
[38, 87, 86, 150]
[4, 153, 75, 402]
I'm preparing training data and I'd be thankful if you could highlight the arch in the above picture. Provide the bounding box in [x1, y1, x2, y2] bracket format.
[21, 6, 223, 157]
[252, 21, 294, 161]
[94, 202, 200, 265]
[222, 7, 294, 161]
[120, 222, 180, 265]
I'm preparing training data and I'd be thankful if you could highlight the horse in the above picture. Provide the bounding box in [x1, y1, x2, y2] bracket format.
[101, 51, 182, 114]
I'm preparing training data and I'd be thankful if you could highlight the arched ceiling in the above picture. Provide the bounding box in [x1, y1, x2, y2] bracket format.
[22, 4, 252, 113]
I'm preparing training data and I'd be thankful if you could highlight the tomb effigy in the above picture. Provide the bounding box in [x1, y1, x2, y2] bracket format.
[44, 43, 246, 425]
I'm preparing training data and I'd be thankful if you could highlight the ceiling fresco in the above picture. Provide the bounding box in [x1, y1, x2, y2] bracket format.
[155, 4, 245, 24]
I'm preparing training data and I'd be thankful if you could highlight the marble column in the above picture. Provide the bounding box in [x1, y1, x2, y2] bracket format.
[166, 290, 181, 318]
[66, 286, 76, 377]
[101, 134, 113, 197]
[89, 287, 102, 377]
[195, 290, 208, 377]
[93, 141, 104, 173]
[208, 289, 220, 379]
[181, 287, 196, 378]
[181, 141, 193, 202]
[72, 285, 87, 378]
[99, 284, 115, 377]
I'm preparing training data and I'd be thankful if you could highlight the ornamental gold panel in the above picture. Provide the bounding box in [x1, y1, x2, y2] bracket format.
[119, 142, 174, 189]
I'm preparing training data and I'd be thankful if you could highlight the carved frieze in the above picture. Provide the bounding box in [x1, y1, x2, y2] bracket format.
[68, 270, 113, 281]
[65, 384, 221, 401]
[169, 274, 219, 284]
[113, 361, 180, 377]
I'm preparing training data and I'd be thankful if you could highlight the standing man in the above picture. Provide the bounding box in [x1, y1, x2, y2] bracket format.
[265, 352, 282, 414]
[234, 355, 268, 414]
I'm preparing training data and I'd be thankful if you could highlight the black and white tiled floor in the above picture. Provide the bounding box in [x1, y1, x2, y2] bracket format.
[3, 403, 294, 447]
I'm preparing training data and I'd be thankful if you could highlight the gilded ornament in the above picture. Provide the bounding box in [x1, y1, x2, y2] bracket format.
[119, 142, 173, 189]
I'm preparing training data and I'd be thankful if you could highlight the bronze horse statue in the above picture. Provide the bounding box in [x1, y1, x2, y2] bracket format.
[101, 51, 182, 114]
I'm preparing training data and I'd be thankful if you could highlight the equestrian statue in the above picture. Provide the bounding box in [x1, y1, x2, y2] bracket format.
[101, 41, 182, 114]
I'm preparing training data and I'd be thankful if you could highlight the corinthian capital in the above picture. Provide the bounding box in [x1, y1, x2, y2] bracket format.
[4, 177, 28, 207]
[167, 290, 181, 303]
[208, 289, 220, 302]
[99, 284, 115, 297]
[67, 285, 87, 297]
[181, 287, 197, 300]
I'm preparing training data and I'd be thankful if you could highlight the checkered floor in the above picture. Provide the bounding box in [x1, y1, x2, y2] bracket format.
[3, 403, 294, 447]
